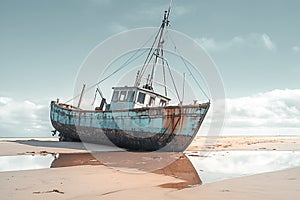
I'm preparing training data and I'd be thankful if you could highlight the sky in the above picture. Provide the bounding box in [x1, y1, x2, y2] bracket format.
[0, 0, 299, 137]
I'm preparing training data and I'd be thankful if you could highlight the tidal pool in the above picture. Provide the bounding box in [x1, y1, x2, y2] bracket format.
[187, 151, 300, 183]
[0, 154, 56, 172]
[1, 150, 300, 186]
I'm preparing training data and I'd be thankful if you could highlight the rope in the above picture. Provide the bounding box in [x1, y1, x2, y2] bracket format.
[65, 31, 158, 104]
[135, 27, 162, 86]
[168, 34, 210, 101]
[165, 59, 181, 102]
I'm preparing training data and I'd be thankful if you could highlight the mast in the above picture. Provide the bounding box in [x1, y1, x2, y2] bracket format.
[148, 8, 170, 88]
[134, 4, 171, 91]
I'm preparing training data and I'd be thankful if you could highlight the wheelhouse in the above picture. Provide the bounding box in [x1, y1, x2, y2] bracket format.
[109, 86, 170, 110]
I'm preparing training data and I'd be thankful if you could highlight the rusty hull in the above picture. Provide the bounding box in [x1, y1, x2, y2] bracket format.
[50, 101, 209, 152]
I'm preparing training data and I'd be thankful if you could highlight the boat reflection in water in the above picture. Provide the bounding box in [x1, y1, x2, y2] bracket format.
[51, 152, 201, 189]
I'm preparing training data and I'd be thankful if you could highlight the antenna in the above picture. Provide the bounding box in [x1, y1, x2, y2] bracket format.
[167, 0, 173, 20]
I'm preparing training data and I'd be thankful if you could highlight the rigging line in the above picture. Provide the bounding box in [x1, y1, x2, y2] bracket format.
[150, 25, 168, 87]
[65, 31, 158, 104]
[165, 59, 181, 102]
[96, 86, 104, 98]
[65, 49, 146, 105]
[91, 88, 99, 106]
[149, 54, 161, 87]
[136, 26, 163, 87]
[65, 92, 82, 104]
[182, 72, 185, 103]
[137, 5, 171, 86]
[150, 7, 170, 85]
[140, 76, 179, 98]
[91, 87, 105, 106]
[142, 52, 156, 85]
[149, 61, 155, 86]
[180, 54, 210, 100]
[100, 29, 158, 86]
[161, 48, 167, 96]
[152, 53, 181, 101]
[168, 34, 210, 100]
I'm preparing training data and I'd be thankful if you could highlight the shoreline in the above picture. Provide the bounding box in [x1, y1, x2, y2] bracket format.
[2, 135, 300, 155]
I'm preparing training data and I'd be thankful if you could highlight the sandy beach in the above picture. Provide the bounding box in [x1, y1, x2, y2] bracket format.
[1, 136, 300, 200]
[188, 136, 300, 151]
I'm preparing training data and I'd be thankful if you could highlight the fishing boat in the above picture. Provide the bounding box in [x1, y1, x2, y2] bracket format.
[50, 5, 210, 152]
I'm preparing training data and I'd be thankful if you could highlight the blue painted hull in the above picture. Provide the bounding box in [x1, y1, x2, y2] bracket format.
[50, 101, 210, 151]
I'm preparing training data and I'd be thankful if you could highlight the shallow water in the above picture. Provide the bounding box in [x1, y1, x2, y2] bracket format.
[187, 151, 300, 183]
[0, 154, 56, 172]
[1, 151, 300, 187]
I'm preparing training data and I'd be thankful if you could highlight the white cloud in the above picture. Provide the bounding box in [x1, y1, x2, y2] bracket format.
[3, 88, 300, 138]
[0, 97, 12, 105]
[261, 34, 276, 50]
[223, 89, 300, 135]
[0, 97, 51, 137]
[196, 33, 277, 52]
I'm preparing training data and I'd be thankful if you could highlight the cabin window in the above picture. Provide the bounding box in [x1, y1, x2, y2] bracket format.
[149, 96, 155, 106]
[119, 91, 127, 101]
[160, 99, 166, 106]
[127, 91, 135, 102]
[137, 92, 146, 104]
[112, 91, 119, 102]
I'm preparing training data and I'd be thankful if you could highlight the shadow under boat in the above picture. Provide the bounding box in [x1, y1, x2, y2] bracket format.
[51, 152, 201, 189]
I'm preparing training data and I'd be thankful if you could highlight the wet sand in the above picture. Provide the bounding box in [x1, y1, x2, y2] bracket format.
[188, 136, 300, 151]
[1, 136, 300, 200]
